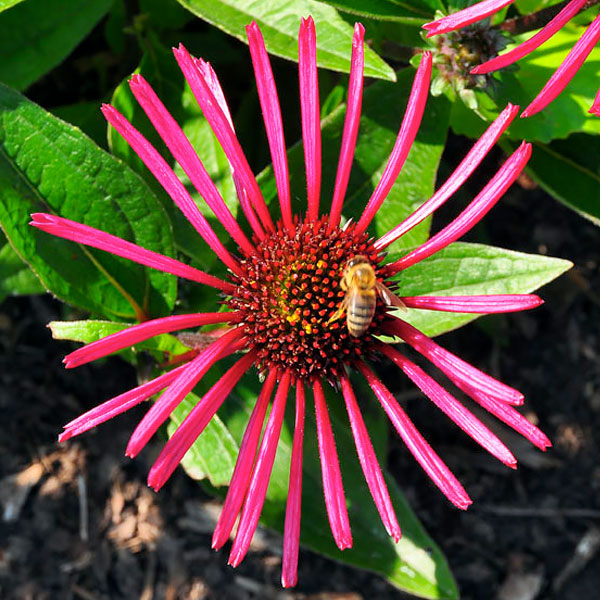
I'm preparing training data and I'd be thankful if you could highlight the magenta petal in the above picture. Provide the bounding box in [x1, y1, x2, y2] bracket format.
[313, 379, 353, 550]
[340, 375, 401, 541]
[355, 51, 432, 237]
[101, 104, 242, 275]
[59, 363, 189, 442]
[380, 345, 517, 468]
[375, 103, 520, 250]
[522, 13, 600, 118]
[358, 362, 472, 509]
[471, 0, 589, 75]
[148, 350, 257, 491]
[126, 74, 255, 255]
[126, 328, 244, 458]
[282, 382, 306, 588]
[589, 84, 600, 115]
[400, 294, 543, 313]
[329, 23, 365, 229]
[246, 22, 293, 233]
[423, 0, 515, 37]
[173, 45, 275, 235]
[63, 312, 238, 369]
[388, 141, 531, 273]
[385, 318, 524, 405]
[211, 369, 278, 551]
[30, 213, 234, 293]
[470, 389, 552, 450]
[299, 17, 322, 222]
[228, 371, 291, 567]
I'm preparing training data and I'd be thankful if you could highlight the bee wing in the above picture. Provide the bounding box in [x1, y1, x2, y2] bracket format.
[376, 282, 407, 312]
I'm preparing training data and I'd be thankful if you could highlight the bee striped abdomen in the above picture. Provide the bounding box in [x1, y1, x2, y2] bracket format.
[346, 290, 376, 337]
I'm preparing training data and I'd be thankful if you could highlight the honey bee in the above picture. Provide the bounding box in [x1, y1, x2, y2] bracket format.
[328, 255, 406, 337]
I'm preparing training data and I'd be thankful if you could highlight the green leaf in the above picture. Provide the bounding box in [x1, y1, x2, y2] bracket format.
[390, 242, 572, 337]
[321, 0, 442, 23]
[109, 33, 237, 272]
[450, 23, 600, 143]
[258, 67, 451, 253]
[48, 319, 189, 357]
[0, 0, 25, 14]
[502, 134, 600, 226]
[0, 83, 176, 321]
[0, 233, 44, 301]
[168, 392, 238, 486]
[174, 0, 396, 81]
[51, 101, 109, 149]
[0, 0, 112, 91]
[172, 368, 458, 598]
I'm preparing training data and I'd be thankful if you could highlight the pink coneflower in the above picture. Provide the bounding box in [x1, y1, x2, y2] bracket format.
[32, 18, 549, 587]
[424, 0, 600, 117]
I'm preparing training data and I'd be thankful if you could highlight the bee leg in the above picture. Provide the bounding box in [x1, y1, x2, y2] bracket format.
[326, 297, 348, 325]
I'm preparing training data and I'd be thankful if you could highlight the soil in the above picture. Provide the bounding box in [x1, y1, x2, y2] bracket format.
[1, 169, 600, 600]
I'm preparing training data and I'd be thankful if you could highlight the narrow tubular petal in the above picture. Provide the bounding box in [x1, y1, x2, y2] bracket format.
[299, 17, 322, 222]
[357, 362, 472, 509]
[329, 23, 365, 229]
[355, 52, 432, 237]
[388, 141, 531, 273]
[471, 0, 589, 75]
[101, 105, 242, 274]
[246, 22, 293, 233]
[126, 328, 244, 458]
[522, 13, 600, 118]
[313, 379, 353, 550]
[64, 312, 239, 369]
[400, 294, 543, 313]
[423, 0, 515, 37]
[340, 375, 401, 541]
[126, 75, 255, 255]
[375, 103, 520, 250]
[589, 84, 600, 115]
[470, 389, 552, 450]
[282, 382, 306, 588]
[229, 371, 291, 567]
[30, 213, 234, 293]
[211, 369, 278, 551]
[148, 350, 257, 491]
[379, 345, 517, 467]
[385, 318, 524, 405]
[59, 363, 189, 442]
[173, 45, 275, 234]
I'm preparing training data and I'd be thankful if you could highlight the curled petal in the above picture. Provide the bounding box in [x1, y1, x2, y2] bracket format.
[329, 23, 365, 229]
[126, 328, 245, 458]
[340, 375, 401, 541]
[313, 379, 353, 550]
[375, 103, 520, 250]
[355, 51, 432, 237]
[385, 318, 524, 405]
[282, 382, 306, 588]
[63, 312, 239, 368]
[299, 17, 322, 222]
[358, 361, 472, 509]
[589, 84, 600, 115]
[229, 371, 291, 567]
[212, 369, 278, 551]
[101, 104, 241, 274]
[148, 350, 257, 491]
[522, 13, 600, 118]
[387, 141, 531, 273]
[379, 345, 517, 468]
[423, 0, 515, 37]
[471, 0, 589, 75]
[246, 22, 293, 233]
[30, 213, 234, 293]
[400, 294, 543, 313]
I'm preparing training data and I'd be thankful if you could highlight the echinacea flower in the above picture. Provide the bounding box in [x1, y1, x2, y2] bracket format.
[32, 18, 550, 587]
[424, 0, 600, 117]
